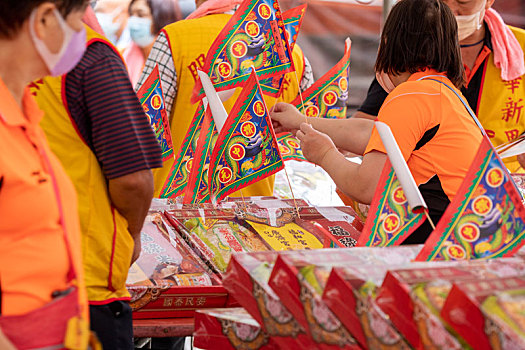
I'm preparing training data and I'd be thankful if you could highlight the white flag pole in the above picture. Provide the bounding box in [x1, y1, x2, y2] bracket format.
[375, 121, 434, 228]
[197, 70, 229, 133]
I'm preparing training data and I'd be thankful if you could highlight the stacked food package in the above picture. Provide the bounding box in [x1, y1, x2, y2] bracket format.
[127, 212, 228, 319]
[129, 197, 525, 350]
[126, 197, 364, 319]
[194, 247, 525, 349]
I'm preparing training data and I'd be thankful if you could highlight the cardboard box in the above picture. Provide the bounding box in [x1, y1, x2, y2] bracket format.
[442, 276, 525, 350]
[127, 213, 228, 319]
[223, 252, 316, 349]
[194, 308, 278, 350]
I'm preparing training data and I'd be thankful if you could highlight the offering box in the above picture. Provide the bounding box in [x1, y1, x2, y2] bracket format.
[267, 246, 422, 349]
[376, 258, 525, 349]
[127, 213, 228, 319]
[442, 276, 525, 350]
[194, 307, 278, 350]
[165, 205, 364, 274]
[323, 263, 435, 349]
[223, 252, 316, 349]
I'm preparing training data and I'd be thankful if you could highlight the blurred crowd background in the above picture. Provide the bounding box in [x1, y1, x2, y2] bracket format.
[94, 0, 525, 115]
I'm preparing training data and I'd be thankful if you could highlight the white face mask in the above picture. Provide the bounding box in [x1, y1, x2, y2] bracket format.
[455, 6, 485, 42]
[95, 7, 122, 43]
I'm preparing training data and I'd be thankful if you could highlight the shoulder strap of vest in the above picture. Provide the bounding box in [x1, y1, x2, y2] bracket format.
[422, 76, 523, 197]
[419, 75, 486, 136]
[84, 25, 124, 61]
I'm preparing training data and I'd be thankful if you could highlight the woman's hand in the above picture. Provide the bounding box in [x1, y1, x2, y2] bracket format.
[270, 102, 306, 134]
[296, 123, 338, 166]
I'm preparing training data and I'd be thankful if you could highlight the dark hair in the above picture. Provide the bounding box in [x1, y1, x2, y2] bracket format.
[129, 0, 182, 34]
[375, 0, 464, 88]
[0, 0, 87, 38]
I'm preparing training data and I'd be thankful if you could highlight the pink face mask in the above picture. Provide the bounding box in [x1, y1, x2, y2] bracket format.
[29, 8, 86, 77]
[376, 71, 396, 93]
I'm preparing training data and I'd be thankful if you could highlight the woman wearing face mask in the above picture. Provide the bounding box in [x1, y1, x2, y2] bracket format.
[94, 0, 130, 46]
[123, 0, 185, 86]
[271, 0, 483, 244]
[0, 0, 91, 348]
[357, 0, 525, 174]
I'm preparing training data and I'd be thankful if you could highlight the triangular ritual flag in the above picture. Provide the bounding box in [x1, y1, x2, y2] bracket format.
[191, 0, 294, 103]
[259, 4, 307, 97]
[416, 137, 525, 261]
[208, 69, 284, 202]
[159, 103, 206, 198]
[291, 38, 351, 119]
[136, 65, 173, 160]
[277, 132, 307, 162]
[357, 159, 426, 246]
[182, 108, 218, 204]
[358, 121, 429, 247]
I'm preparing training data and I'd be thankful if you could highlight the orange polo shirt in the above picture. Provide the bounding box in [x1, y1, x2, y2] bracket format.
[0, 79, 85, 316]
[365, 69, 483, 200]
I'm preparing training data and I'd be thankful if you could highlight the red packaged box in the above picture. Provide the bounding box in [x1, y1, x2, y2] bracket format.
[296, 218, 362, 248]
[267, 246, 422, 349]
[194, 308, 278, 350]
[323, 264, 419, 349]
[442, 276, 525, 350]
[376, 259, 525, 349]
[127, 213, 229, 319]
[223, 252, 316, 349]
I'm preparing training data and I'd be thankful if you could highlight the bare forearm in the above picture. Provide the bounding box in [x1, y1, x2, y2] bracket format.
[108, 170, 154, 239]
[318, 149, 373, 204]
[271, 103, 374, 154]
[352, 111, 377, 120]
[305, 117, 374, 155]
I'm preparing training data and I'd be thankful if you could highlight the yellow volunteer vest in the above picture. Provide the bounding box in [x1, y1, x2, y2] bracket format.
[157, 14, 305, 197]
[477, 26, 525, 173]
[33, 26, 134, 302]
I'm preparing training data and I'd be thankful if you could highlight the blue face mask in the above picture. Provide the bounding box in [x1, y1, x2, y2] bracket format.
[128, 16, 155, 48]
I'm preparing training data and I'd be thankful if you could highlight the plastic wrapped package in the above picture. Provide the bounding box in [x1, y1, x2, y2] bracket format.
[296, 218, 362, 248]
[442, 276, 525, 350]
[323, 264, 420, 349]
[224, 196, 310, 210]
[223, 252, 315, 349]
[194, 308, 278, 350]
[512, 174, 525, 200]
[166, 204, 365, 275]
[376, 258, 525, 349]
[241, 205, 363, 249]
[149, 198, 178, 212]
[169, 216, 271, 273]
[266, 246, 423, 349]
[127, 213, 227, 319]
